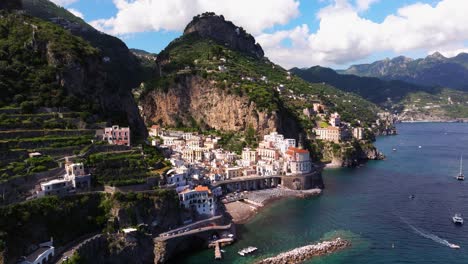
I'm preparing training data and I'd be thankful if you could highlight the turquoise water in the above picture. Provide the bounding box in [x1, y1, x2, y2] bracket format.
[179, 123, 468, 264]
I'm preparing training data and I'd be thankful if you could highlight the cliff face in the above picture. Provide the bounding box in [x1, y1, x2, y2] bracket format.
[183, 13, 264, 58]
[325, 141, 384, 168]
[141, 75, 301, 137]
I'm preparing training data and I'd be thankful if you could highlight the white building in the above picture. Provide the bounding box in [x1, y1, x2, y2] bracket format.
[241, 148, 258, 166]
[64, 162, 91, 189]
[263, 132, 296, 154]
[314, 127, 343, 143]
[330, 112, 341, 127]
[166, 172, 186, 187]
[225, 167, 242, 179]
[38, 179, 70, 197]
[149, 125, 161, 137]
[178, 185, 216, 217]
[284, 147, 312, 175]
[256, 160, 279, 176]
[161, 135, 180, 147]
[353, 127, 365, 140]
[257, 141, 279, 161]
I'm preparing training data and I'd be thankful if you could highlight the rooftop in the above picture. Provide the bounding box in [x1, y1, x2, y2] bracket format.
[286, 147, 309, 154]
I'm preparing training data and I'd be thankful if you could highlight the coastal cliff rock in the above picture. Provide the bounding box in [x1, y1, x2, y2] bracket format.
[183, 13, 264, 58]
[110, 192, 182, 234]
[141, 75, 301, 138]
[325, 141, 384, 168]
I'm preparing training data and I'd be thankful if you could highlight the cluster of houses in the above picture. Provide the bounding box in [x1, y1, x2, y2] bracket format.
[36, 157, 91, 198]
[148, 125, 315, 218]
[308, 103, 365, 143]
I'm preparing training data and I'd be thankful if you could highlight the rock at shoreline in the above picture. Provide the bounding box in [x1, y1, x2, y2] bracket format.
[256, 237, 350, 264]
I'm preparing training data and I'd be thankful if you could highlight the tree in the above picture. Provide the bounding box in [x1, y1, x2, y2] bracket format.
[19, 101, 34, 113]
[245, 124, 256, 146]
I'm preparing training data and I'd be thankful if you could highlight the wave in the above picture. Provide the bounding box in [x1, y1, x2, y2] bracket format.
[400, 217, 453, 247]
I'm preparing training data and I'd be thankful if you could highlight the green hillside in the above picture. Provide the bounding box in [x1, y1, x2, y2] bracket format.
[145, 33, 381, 126]
[0, 12, 97, 111]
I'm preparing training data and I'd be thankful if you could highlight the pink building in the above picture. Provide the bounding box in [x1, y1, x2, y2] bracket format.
[103, 125, 131, 146]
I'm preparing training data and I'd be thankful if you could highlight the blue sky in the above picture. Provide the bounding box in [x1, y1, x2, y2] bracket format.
[54, 0, 468, 69]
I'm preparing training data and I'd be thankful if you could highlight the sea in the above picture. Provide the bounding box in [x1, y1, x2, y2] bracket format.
[178, 123, 468, 264]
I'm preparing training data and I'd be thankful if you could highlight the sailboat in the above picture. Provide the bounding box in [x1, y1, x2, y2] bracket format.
[456, 155, 464, 181]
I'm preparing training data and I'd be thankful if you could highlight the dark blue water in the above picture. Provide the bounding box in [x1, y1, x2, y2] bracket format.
[181, 123, 468, 263]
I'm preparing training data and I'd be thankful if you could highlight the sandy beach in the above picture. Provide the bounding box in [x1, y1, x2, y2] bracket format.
[224, 187, 322, 224]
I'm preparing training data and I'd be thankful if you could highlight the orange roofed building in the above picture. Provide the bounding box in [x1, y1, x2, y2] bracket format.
[284, 147, 312, 175]
[178, 185, 216, 217]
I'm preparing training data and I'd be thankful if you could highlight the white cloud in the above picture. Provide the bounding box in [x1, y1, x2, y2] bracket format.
[50, 0, 79, 7]
[68, 8, 84, 19]
[355, 0, 379, 11]
[433, 47, 468, 58]
[258, 0, 468, 68]
[90, 0, 300, 35]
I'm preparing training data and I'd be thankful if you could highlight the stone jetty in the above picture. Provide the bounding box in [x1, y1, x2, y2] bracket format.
[256, 237, 350, 264]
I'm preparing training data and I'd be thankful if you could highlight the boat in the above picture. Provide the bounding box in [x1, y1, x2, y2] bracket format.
[449, 243, 461, 249]
[418, 146, 422, 149]
[238, 246, 258, 256]
[452, 213, 464, 225]
[392, 148, 397, 151]
[456, 155, 464, 181]
[409, 194, 415, 199]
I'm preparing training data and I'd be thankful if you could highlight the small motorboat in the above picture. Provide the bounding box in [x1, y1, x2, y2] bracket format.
[238, 246, 258, 256]
[453, 213, 464, 225]
[418, 146, 422, 149]
[409, 194, 415, 199]
[392, 148, 397, 151]
[449, 243, 461, 249]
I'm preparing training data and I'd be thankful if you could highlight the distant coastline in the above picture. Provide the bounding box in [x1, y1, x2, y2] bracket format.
[399, 119, 468, 123]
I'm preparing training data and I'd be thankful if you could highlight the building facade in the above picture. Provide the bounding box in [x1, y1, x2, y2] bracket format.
[314, 127, 343, 143]
[178, 185, 216, 217]
[330, 112, 341, 127]
[353, 127, 364, 140]
[103, 125, 131, 146]
[284, 147, 312, 175]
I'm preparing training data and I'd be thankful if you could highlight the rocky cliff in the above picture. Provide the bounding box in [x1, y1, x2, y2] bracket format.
[141, 75, 301, 137]
[20, 0, 148, 138]
[324, 141, 384, 168]
[183, 13, 264, 59]
[110, 191, 182, 234]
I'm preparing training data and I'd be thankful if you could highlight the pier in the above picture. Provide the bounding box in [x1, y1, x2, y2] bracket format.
[214, 242, 222, 260]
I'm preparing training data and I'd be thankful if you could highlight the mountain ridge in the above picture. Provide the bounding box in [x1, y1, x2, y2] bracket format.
[341, 52, 468, 91]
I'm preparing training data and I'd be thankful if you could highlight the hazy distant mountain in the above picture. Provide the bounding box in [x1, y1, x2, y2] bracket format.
[291, 66, 435, 106]
[340, 52, 468, 91]
[293, 66, 468, 120]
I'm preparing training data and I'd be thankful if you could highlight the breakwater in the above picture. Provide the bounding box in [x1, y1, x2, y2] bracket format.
[256, 237, 350, 264]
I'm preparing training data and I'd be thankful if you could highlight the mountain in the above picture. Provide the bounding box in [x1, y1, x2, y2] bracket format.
[293, 66, 468, 121]
[139, 13, 382, 142]
[18, 0, 147, 137]
[341, 52, 468, 91]
[291, 66, 436, 107]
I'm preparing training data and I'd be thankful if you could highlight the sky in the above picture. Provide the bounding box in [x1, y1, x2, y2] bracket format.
[51, 0, 468, 69]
